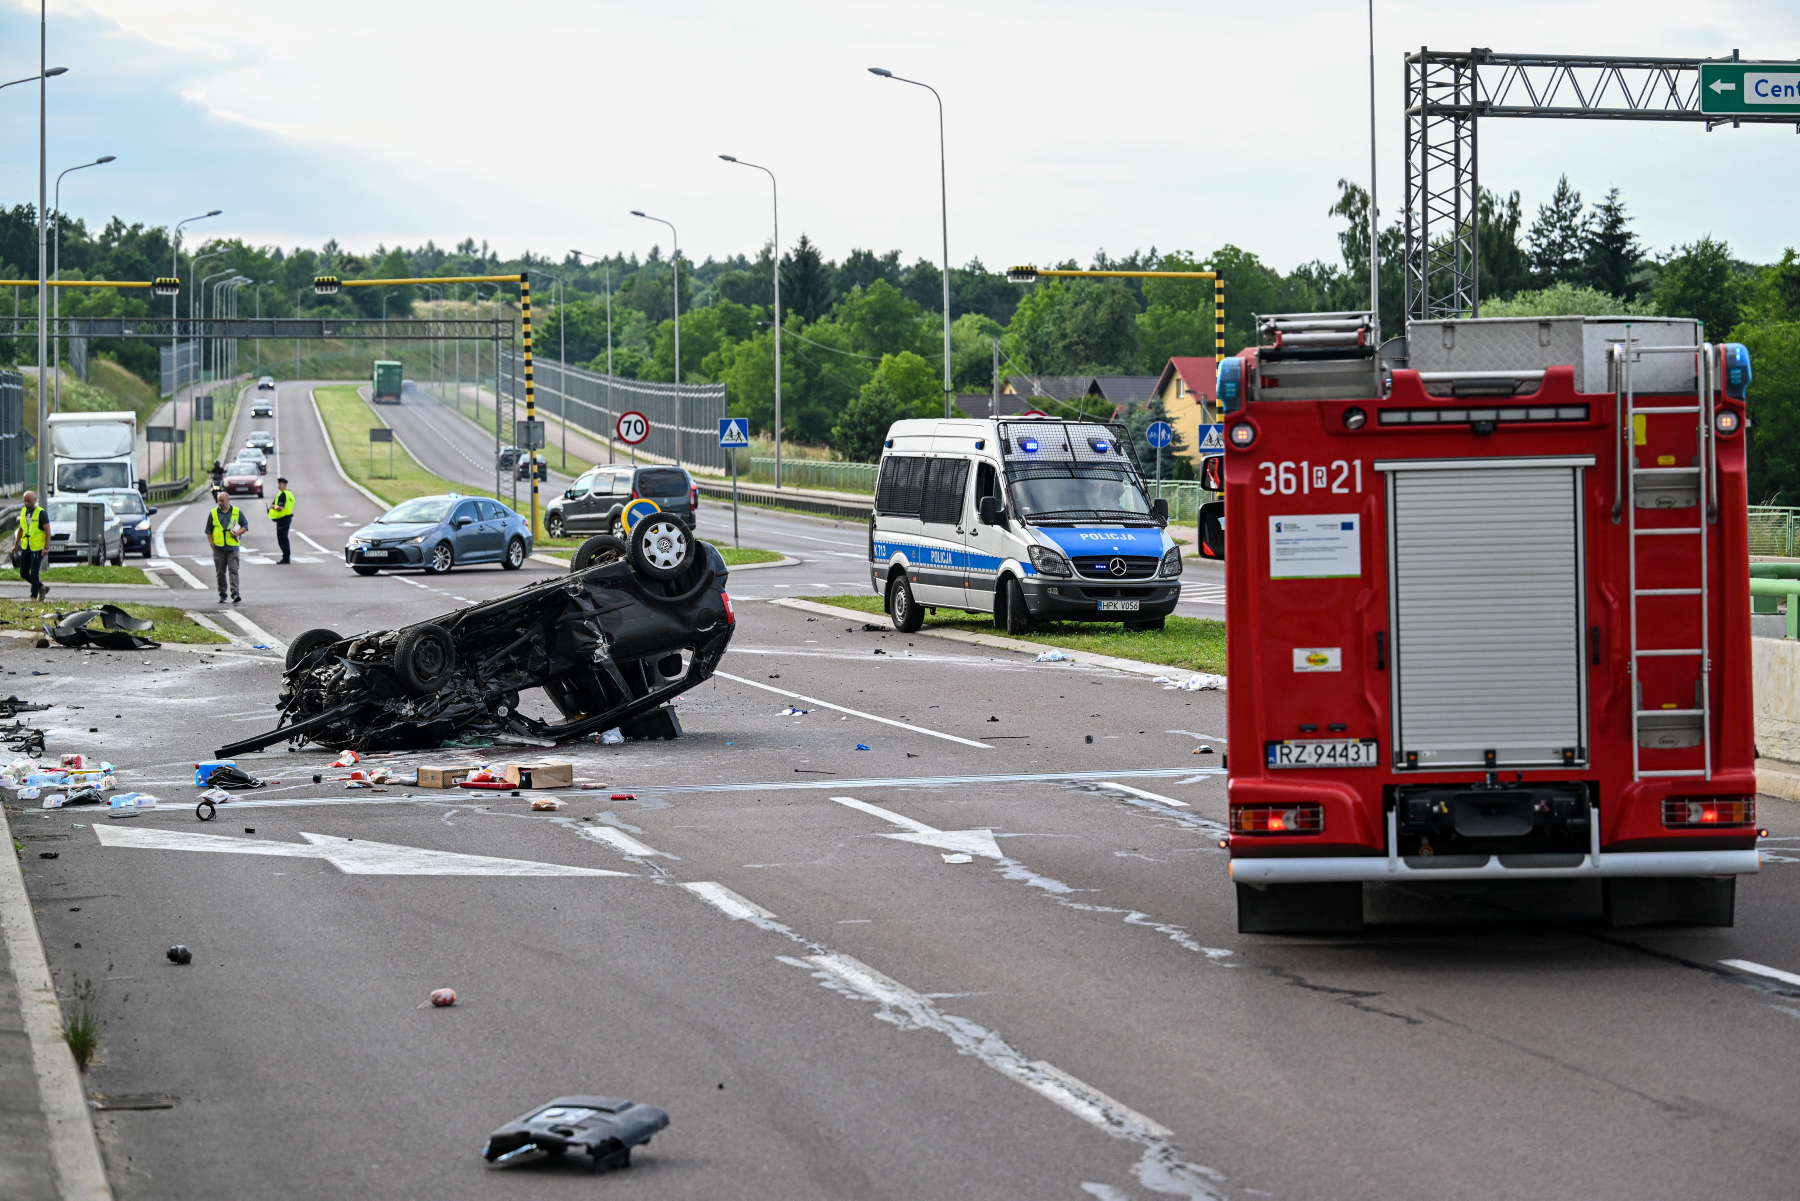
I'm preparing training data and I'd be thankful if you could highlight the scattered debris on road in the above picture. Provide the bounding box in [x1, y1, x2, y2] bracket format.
[429, 988, 456, 1007]
[167, 945, 192, 965]
[484, 1096, 670, 1172]
[1035, 650, 1073, 663]
[43, 605, 159, 650]
[1155, 674, 1226, 691]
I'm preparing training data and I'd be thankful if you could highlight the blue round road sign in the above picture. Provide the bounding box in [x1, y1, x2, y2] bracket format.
[1146, 421, 1173, 448]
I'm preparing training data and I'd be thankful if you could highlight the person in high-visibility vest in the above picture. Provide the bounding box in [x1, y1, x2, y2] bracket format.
[266, 477, 294, 564]
[205, 489, 249, 604]
[10, 490, 49, 601]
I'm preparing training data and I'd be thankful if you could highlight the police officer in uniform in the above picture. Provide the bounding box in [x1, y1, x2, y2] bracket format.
[267, 476, 294, 564]
[205, 489, 249, 604]
[10, 490, 49, 601]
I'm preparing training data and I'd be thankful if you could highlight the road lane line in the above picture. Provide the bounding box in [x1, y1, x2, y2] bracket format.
[830, 795, 1002, 858]
[583, 826, 672, 859]
[221, 610, 286, 653]
[713, 670, 993, 748]
[294, 530, 332, 553]
[1722, 959, 1800, 989]
[633, 766, 1226, 795]
[94, 826, 633, 876]
[149, 556, 209, 591]
[681, 881, 782, 926]
[1095, 781, 1191, 809]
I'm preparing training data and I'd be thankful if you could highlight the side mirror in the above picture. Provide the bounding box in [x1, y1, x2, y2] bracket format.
[147, 507, 158, 515]
[977, 494, 1005, 525]
[1200, 454, 1223, 492]
[454, 516, 473, 528]
[563, 489, 575, 500]
[1151, 497, 1169, 519]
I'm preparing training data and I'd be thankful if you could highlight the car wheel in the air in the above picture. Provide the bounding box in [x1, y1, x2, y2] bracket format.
[394, 622, 456, 695]
[285, 627, 343, 671]
[888, 573, 924, 633]
[424, 542, 453, 574]
[545, 512, 566, 539]
[571, 535, 628, 571]
[609, 514, 626, 540]
[629, 517, 692, 581]
[502, 537, 526, 570]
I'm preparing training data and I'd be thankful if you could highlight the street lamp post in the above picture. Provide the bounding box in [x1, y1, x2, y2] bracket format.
[869, 67, 953, 418]
[186, 250, 226, 479]
[30, 29, 71, 492]
[719, 155, 783, 487]
[171, 209, 220, 406]
[630, 211, 682, 467]
[199, 266, 234, 473]
[572, 251, 616, 463]
[51, 155, 115, 415]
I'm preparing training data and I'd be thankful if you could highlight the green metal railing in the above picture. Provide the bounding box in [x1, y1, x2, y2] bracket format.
[741, 458, 878, 494]
[1749, 505, 1800, 556]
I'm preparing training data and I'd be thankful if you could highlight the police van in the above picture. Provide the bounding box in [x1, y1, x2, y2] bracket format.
[869, 417, 1184, 633]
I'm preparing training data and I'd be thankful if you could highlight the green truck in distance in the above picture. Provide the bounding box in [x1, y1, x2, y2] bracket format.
[372, 360, 403, 404]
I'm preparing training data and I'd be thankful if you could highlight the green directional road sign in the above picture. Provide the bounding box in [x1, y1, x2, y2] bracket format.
[1700, 62, 1800, 116]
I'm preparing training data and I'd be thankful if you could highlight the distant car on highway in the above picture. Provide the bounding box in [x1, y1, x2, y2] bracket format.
[237, 446, 268, 474]
[257, 376, 275, 390]
[246, 431, 275, 454]
[545, 464, 696, 539]
[86, 487, 156, 558]
[344, 493, 532, 576]
[250, 396, 273, 418]
[221, 463, 264, 498]
[46, 497, 124, 565]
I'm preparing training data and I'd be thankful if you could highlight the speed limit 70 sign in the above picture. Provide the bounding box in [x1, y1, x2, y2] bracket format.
[615, 411, 649, 445]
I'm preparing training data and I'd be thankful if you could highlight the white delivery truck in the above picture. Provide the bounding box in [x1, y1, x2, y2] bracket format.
[46, 411, 140, 496]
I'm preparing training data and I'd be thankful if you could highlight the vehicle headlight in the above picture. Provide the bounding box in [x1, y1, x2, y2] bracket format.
[1159, 547, 1184, 578]
[1027, 545, 1072, 578]
[135, 520, 150, 531]
[406, 535, 427, 544]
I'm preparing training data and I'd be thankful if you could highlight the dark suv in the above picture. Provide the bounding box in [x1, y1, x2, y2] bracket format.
[545, 465, 696, 539]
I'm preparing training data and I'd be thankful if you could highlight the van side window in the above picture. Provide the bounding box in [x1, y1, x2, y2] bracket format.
[876, 456, 928, 516]
[974, 462, 999, 508]
[921, 458, 970, 525]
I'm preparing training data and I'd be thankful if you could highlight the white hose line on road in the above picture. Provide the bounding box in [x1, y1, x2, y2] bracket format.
[711, 669, 993, 749]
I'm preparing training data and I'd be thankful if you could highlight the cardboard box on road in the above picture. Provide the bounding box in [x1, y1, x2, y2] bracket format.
[418, 765, 473, 789]
[504, 762, 573, 789]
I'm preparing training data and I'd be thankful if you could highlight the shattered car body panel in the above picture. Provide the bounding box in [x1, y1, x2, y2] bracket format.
[45, 605, 160, 651]
[483, 1095, 670, 1170]
[216, 543, 734, 756]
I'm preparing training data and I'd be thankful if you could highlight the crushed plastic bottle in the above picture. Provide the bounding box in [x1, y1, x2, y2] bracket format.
[600, 728, 625, 745]
[1035, 650, 1073, 663]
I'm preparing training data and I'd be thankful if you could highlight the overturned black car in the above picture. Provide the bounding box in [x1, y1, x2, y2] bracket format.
[217, 519, 734, 756]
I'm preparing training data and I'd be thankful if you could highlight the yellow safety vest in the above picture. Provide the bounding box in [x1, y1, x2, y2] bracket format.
[268, 489, 295, 520]
[18, 505, 45, 552]
[207, 506, 244, 548]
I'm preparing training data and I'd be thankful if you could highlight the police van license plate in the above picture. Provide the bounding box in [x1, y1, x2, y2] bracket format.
[1098, 599, 1140, 612]
[1267, 738, 1378, 768]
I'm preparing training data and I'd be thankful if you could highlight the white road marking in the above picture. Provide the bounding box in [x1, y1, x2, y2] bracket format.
[1095, 781, 1190, 809]
[634, 766, 1226, 795]
[1722, 959, 1800, 989]
[831, 795, 1002, 858]
[681, 880, 782, 925]
[152, 504, 189, 561]
[713, 670, 993, 749]
[147, 556, 208, 591]
[583, 826, 672, 858]
[221, 610, 286, 653]
[93, 826, 632, 876]
[294, 530, 332, 553]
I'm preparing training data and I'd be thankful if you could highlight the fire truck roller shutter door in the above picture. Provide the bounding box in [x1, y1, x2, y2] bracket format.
[1383, 456, 1593, 771]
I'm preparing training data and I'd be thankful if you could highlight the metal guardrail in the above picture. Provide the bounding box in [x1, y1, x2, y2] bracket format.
[741, 458, 877, 494]
[1751, 576, 1800, 639]
[694, 478, 873, 521]
[147, 476, 192, 503]
[1750, 505, 1800, 557]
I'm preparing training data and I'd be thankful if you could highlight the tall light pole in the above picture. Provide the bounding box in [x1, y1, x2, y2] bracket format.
[199, 266, 234, 472]
[32, 11, 71, 492]
[630, 211, 681, 466]
[252, 279, 269, 376]
[536, 270, 566, 469]
[171, 209, 220, 400]
[380, 289, 400, 358]
[187, 250, 226, 479]
[51, 154, 114, 414]
[869, 67, 952, 418]
[572, 250, 616, 463]
[719, 154, 783, 487]
[421, 284, 442, 397]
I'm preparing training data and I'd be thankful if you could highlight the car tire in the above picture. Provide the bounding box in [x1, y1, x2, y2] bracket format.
[423, 542, 453, 574]
[571, 535, 629, 571]
[352, 565, 380, 576]
[1003, 576, 1031, 636]
[139, 544, 152, 559]
[394, 623, 456, 695]
[609, 514, 627, 540]
[888, 574, 924, 633]
[545, 512, 566, 539]
[629, 517, 692, 581]
[502, 537, 526, 570]
[285, 627, 343, 671]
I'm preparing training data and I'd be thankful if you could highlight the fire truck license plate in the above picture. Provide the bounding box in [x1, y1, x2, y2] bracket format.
[1098, 599, 1140, 611]
[1267, 738, 1378, 768]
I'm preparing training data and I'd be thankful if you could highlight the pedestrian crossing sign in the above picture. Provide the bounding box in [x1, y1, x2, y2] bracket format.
[718, 418, 750, 448]
[1199, 423, 1224, 451]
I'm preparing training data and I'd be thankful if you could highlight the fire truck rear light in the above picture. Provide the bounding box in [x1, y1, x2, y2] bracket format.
[1231, 803, 1324, 835]
[1662, 797, 1754, 827]
[1228, 423, 1256, 449]
[1715, 409, 1741, 435]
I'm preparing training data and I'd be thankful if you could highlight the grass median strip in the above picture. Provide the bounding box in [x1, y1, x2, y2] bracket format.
[817, 594, 1226, 674]
[0, 598, 229, 644]
[0, 566, 151, 585]
[534, 536, 782, 567]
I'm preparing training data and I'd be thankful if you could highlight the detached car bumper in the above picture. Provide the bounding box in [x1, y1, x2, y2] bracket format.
[1019, 578, 1181, 621]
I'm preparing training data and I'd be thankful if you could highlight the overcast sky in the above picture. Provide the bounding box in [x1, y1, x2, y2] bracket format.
[2, 0, 1797, 275]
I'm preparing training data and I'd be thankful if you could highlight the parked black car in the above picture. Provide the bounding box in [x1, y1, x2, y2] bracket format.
[544, 465, 697, 539]
[218, 520, 733, 755]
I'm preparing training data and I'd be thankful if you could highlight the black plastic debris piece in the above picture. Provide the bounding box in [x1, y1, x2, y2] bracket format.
[207, 765, 263, 790]
[484, 1096, 669, 1172]
[215, 540, 733, 756]
[861, 623, 884, 632]
[988, 716, 1000, 723]
[44, 605, 160, 651]
[38, 851, 58, 859]
[0, 696, 49, 719]
[244, 828, 255, 834]
[312, 774, 322, 784]
[167, 945, 192, 965]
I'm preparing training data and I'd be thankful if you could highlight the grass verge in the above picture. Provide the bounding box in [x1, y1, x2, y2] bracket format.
[816, 593, 1226, 674]
[534, 536, 782, 567]
[0, 565, 151, 585]
[0, 598, 230, 644]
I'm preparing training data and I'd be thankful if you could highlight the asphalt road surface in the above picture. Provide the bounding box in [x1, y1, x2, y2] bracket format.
[11, 381, 1800, 1200]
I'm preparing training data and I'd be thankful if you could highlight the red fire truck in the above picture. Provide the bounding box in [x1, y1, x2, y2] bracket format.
[1218, 311, 1761, 932]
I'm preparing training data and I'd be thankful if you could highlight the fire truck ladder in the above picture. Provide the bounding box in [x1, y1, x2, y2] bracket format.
[1615, 332, 1718, 782]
